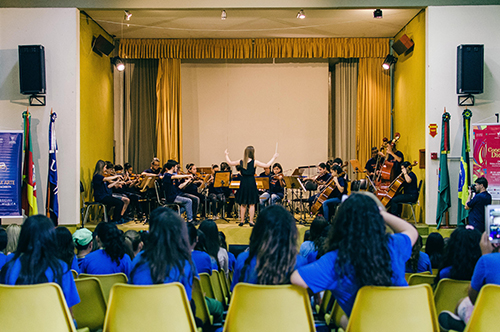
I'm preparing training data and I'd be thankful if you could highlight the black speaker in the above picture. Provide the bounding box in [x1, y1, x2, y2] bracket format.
[18, 45, 46, 95]
[92, 34, 114, 56]
[457, 44, 484, 94]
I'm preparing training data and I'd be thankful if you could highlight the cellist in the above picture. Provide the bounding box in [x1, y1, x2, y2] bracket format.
[321, 164, 346, 222]
[388, 161, 418, 217]
[365, 147, 380, 179]
[379, 142, 405, 177]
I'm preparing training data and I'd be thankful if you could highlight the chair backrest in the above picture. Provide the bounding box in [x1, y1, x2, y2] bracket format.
[73, 277, 107, 331]
[318, 290, 332, 318]
[433, 278, 470, 314]
[199, 272, 215, 299]
[408, 274, 436, 287]
[324, 300, 346, 328]
[103, 283, 198, 332]
[0, 283, 77, 332]
[346, 285, 439, 332]
[417, 180, 423, 196]
[79, 273, 128, 304]
[192, 277, 213, 326]
[223, 283, 315, 332]
[210, 270, 226, 304]
[405, 271, 431, 282]
[463, 284, 500, 332]
[71, 269, 78, 279]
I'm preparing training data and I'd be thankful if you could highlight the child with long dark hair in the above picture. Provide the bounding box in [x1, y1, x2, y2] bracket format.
[80, 222, 132, 276]
[129, 207, 196, 300]
[199, 219, 228, 275]
[425, 232, 445, 269]
[225, 146, 278, 226]
[55, 227, 80, 274]
[231, 205, 306, 291]
[0, 215, 80, 309]
[291, 192, 418, 328]
[405, 234, 432, 274]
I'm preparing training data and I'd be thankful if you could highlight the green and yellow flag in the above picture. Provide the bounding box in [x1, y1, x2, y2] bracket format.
[437, 110, 451, 229]
[457, 109, 472, 225]
[22, 110, 38, 216]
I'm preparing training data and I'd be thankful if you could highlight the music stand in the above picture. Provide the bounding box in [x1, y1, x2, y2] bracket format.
[255, 177, 270, 190]
[284, 176, 308, 223]
[214, 171, 231, 222]
[350, 159, 363, 174]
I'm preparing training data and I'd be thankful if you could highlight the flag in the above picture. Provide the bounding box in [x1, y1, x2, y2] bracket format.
[21, 110, 38, 216]
[457, 108, 472, 225]
[436, 110, 451, 229]
[46, 110, 59, 225]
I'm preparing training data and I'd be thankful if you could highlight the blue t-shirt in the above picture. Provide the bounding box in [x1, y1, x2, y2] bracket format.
[192, 250, 213, 275]
[162, 173, 183, 203]
[403, 172, 419, 196]
[1, 257, 80, 307]
[306, 250, 319, 264]
[437, 266, 452, 280]
[298, 233, 412, 317]
[299, 241, 315, 258]
[80, 249, 131, 276]
[467, 191, 492, 233]
[231, 251, 307, 291]
[405, 251, 432, 274]
[70, 254, 80, 274]
[228, 252, 236, 272]
[471, 252, 500, 292]
[129, 251, 196, 301]
[0, 252, 9, 271]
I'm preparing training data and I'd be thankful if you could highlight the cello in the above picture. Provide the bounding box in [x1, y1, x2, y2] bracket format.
[377, 161, 417, 207]
[310, 164, 347, 214]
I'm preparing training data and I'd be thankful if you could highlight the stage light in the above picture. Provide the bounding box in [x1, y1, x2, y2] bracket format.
[297, 9, 306, 19]
[111, 57, 125, 71]
[124, 10, 132, 21]
[373, 9, 383, 19]
[382, 54, 397, 70]
[221, 10, 227, 20]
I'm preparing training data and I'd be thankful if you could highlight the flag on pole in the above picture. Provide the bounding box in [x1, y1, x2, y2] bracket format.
[21, 110, 38, 216]
[436, 109, 451, 229]
[457, 108, 472, 225]
[46, 110, 59, 225]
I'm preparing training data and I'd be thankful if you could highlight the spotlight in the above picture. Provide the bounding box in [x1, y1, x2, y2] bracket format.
[221, 10, 227, 20]
[124, 10, 132, 21]
[382, 54, 397, 70]
[111, 57, 125, 71]
[373, 9, 383, 19]
[297, 9, 305, 19]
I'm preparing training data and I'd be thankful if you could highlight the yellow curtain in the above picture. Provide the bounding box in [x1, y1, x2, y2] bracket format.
[120, 38, 389, 59]
[156, 59, 182, 166]
[356, 58, 391, 171]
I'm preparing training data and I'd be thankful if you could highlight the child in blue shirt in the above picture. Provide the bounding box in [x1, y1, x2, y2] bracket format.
[405, 235, 432, 274]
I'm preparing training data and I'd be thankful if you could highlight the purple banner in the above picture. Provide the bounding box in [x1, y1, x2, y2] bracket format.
[0, 131, 23, 217]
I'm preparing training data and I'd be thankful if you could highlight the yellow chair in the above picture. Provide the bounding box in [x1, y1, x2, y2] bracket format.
[103, 282, 198, 332]
[346, 284, 439, 332]
[218, 269, 231, 300]
[223, 283, 315, 332]
[432, 268, 439, 276]
[210, 270, 226, 305]
[79, 272, 128, 304]
[71, 269, 78, 279]
[433, 278, 470, 314]
[73, 277, 107, 331]
[408, 274, 436, 287]
[405, 271, 431, 282]
[316, 290, 332, 318]
[463, 284, 500, 332]
[324, 299, 346, 328]
[199, 272, 215, 299]
[192, 277, 214, 326]
[0, 283, 88, 332]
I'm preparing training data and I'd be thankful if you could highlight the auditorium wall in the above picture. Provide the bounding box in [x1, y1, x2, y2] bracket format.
[393, 10, 426, 222]
[0, 8, 80, 225]
[181, 60, 329, 173]
[426, 6, 500, 225]
[79, 12, 115, 202]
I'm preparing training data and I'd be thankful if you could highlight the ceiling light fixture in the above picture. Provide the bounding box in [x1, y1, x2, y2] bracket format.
[382, 54, 397, 70]
[124, 10, 132, 21]
[111, 56, 125, 71]
[221, 10, 227, 20]
[297, 9, 306, 19]
[373, 9, 383, 19]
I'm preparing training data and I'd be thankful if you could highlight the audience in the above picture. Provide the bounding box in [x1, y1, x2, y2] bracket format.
[72, 228, 93, 270]
[199, 219, 228, 276]
[405, 234, 432, 274]
[219, 231, 235, 272]
[80, 222, 132, 276]
[303, 216, 329, 263]
[123, 230, 143, 260]
[0, 228, 8, 270]
[5, 224, 21, 254]
[425, 232, 445, 269]
[187, 223, 213, 275]
[0, 215, 80, 309]
[55, 227, 80, 274]
[299, 230, 314, 258]
[291, 192, 418, 329]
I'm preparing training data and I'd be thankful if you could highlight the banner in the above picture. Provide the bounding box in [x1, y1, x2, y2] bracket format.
[22, 110, 38, 216]
[472, 123, 500, 199]
[436, 111, 451, 229]
[457, 109, 472, 225]
[46, 111, 59, 225]
[0, 131, 23, 217]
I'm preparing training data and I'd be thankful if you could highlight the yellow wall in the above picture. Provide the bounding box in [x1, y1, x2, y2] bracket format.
[393, 10, 426, 222]
[80, 13, 114, 201]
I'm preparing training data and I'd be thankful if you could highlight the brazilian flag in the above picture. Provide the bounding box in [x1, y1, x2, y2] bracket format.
[457, 109, 472, 225]
[436, 111, 451, 229]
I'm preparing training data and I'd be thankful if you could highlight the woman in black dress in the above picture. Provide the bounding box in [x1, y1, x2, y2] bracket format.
[225, 146, 278, 226]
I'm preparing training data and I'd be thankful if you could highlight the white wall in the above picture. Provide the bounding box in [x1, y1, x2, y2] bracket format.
[426, 6, 500, 225]
[181, 61, 329, 173]
[0, 8, 80, 225]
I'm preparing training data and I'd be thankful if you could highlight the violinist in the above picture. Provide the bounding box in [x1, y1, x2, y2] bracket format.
[307, 163, 332, 208]
[259, 167, 271, 177]
[207, 164, 225, 219]
[162, 160, 196, 222]
[220, 162, 235, 218]
[389, 161, 418, 217]
[142, 157, 162, 176]
[259, 163, 286, 210]
[178, 163, 202, 221]
[114, 164, 145, 220]
[321, 164, 346, 222]
[365, 147, 380, 179]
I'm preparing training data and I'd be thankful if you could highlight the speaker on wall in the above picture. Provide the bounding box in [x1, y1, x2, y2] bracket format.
[392, 34, 414, 55]
[92, 34, 114, 56]
[457, 44, 484, 94]
[18, 45, 46, 95]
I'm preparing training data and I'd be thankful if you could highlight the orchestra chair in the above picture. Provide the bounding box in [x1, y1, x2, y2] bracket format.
[223, 284, 315, 332]
[73, 277, 107, 331]
[408, 274, 437, 288]
[401, 180, 423, 224]
[346, 284, 438, 332]
[78, 273, 128, 304]
[154, 180, 181, 215]
[199, 272, 215, 299]
[0, 283, 90, 332]
[433, 278, 470, 315]
[103, 283, 199, 332]
[81, 181, 108, 227]
[462, 284, 500, 332]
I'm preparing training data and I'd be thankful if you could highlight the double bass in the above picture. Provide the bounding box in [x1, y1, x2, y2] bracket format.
[377, 161, 417, 207]
[376, 133, 401, 183]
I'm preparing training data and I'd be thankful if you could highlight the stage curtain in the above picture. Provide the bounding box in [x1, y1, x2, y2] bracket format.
[124, 59, 159, 173]
[356, 58, 391, 171]
[156, 59, 183, 166]
[119, 38, 389, 59]
[331, 59, 358, 172]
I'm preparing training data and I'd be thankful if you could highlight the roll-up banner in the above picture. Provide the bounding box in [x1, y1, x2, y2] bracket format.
[0, 131, 23, 217]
